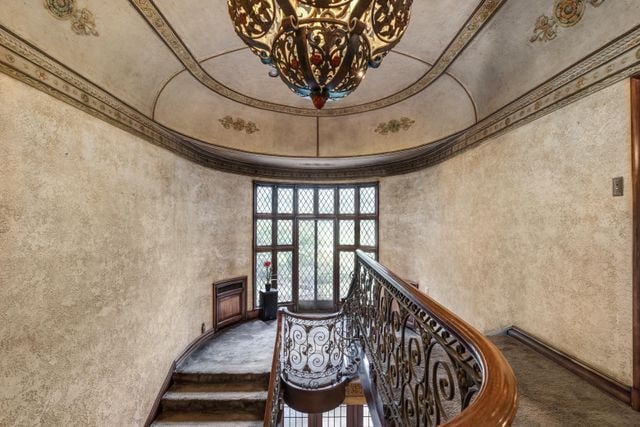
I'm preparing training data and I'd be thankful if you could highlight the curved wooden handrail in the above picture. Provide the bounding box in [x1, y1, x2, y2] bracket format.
[352, 250, 518, 426]
[263, 310, 283, 427]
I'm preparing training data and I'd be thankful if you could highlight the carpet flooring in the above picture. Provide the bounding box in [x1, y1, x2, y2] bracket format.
[490, 335, 640, 426]
[173, 320, 640, 426]
[177, 320, 277, 375]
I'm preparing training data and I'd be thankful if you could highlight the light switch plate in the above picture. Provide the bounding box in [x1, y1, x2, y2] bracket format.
[613, 177, 624, 197]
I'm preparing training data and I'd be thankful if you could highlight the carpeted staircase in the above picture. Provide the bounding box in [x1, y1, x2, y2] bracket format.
[150, 320, 277, 426]
[151, 371, 269, 426]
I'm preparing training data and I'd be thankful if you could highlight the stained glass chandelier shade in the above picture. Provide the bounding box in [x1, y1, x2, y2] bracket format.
[227, 0, 413, 109]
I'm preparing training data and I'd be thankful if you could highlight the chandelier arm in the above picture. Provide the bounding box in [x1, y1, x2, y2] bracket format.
[350, 0, 374, 21]
[274, 0, 296, 19]
[370, 37, 402, 61]
[294, 26, 320, 92]
[326, 27, 362, 91]
[238, 33, 273, 59]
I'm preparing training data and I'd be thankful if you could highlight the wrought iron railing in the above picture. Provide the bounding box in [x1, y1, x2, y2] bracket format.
[281, 309, 360, 390]
[264, 251, 518, 426]
[263, 311, 283, 427]
[343, 250, 518, 426]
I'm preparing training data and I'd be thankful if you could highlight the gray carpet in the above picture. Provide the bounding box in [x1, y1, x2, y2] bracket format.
[174, 321, 640, 425]
[177, 320, 277, 375]
[490, 336, 640, 426]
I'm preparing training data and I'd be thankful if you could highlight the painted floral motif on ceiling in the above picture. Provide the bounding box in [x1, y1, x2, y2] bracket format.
[375, 118, 415, 135]
[530, 0, 604, 43]
[219, 116, 259, 135]
[44, 0, 98, 37]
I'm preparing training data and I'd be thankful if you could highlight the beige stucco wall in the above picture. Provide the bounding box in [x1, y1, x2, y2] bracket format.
[0, 74, 252, 426]
[380, 80, 633, 384]
[0, 65, 634, 423]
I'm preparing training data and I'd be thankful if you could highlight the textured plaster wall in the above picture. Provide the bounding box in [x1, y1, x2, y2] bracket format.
[380, 80, 633, 384]
[0, 74, 252, 426]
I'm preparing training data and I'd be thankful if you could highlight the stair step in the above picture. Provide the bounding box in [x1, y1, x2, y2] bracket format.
[172, 372, 270, 387]
[154, 410, 263, 423]
[160, 391, 267, 419]
[168, 382, 267, 393]
[152, 420, 262, 427]
[163, 391, 268, 401]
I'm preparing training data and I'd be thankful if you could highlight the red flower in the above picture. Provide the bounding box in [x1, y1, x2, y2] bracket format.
[264, 261, 272, 268]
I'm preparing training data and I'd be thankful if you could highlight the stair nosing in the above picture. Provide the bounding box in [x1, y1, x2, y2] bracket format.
[162, 391, 268, 401]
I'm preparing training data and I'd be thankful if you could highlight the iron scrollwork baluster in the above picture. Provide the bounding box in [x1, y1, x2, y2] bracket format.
[342, 253, 483, 426]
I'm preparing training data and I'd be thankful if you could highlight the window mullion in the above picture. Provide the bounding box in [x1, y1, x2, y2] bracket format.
[293, 186, 299, 308]
[272, 185, 278, 285]
[333, 185, 339, 307]
[355, 185, 361, 252]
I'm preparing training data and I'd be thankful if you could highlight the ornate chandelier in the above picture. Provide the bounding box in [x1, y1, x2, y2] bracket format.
[227, 1, 413, 109]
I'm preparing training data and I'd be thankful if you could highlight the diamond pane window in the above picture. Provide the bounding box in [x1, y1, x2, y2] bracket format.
[255, 251, 272, 305]
[256, 219, 272, 246]
[254, 183, 377, 310]
[298, 188, 314, 214]
[256, 186, 272, 214]
[360, 220, 376, 246]
[298, 220, 316, 301]
[339, 220, 355, 246]
[360, 186, 376, 214]
[317, 220, 334, 301]
[277, 251, 293, 303]
[339, 188, 355, 214]
[318, 189, 335, 214]
[278, 220, 293, 246]
[339, 251, 355, 299]
[278, 187, 294, 214]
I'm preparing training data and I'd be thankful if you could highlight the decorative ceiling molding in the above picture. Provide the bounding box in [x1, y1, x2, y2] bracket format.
[400, 25, 640, 172]
[44, 0, 99, 37]
[375, 118, 416, 135]
[129, 0, 503, 118]
[530, 0, 605, 43]
[1, 23, 640, 179]
[150, 46, 248, 120]
[391, 50, 479, 122]
[219, 116, 259, 135]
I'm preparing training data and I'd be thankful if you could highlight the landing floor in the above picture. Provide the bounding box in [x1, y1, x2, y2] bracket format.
[177, 320, 277, 375]
[490, 336, 640, 426]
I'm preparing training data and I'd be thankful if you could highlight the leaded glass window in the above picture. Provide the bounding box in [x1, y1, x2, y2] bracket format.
[253, 182, 378, 309]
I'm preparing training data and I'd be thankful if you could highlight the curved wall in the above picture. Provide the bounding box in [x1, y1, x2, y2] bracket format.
[0, 74, 252, 426]
[379, 80, 633, 384]
[0, 68, 635, 426]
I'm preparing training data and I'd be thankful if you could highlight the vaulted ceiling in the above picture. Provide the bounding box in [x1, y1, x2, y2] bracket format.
[1, 1, 640, 177]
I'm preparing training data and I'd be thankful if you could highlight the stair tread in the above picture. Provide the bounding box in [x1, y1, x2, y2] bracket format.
[169, 383, 267, 393]
[172, 372, 270, 385]
[152, 422, 262, 427]
[163, 391, 268, 401]
[175, 368, 272, 374]
[154, 411, 263, 423]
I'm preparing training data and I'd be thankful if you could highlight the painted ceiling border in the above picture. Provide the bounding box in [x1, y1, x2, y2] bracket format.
[1, 24, 640, 179]
[417, 25, 640, 172]
[129, 0, 504, 118]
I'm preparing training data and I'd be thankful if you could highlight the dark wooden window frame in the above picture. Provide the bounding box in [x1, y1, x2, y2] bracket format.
[252, 181, 379, 311]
